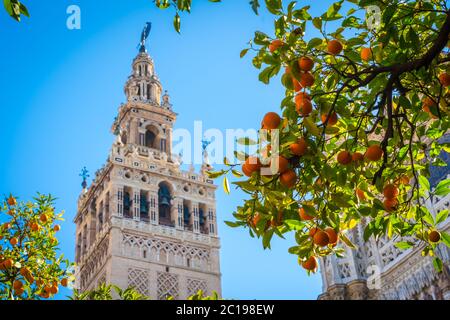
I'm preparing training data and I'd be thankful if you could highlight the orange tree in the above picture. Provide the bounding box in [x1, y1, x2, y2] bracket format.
[0, 194, 73, 300]
[154, 0, 450, 273]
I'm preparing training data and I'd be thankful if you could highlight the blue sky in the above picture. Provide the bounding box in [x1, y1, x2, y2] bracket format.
[0, 0, 330, 299]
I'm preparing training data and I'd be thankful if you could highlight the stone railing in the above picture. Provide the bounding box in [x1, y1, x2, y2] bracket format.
[110, 216, 220, 247]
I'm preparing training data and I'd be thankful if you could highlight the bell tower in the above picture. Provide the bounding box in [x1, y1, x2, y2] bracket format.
[74, 25, 221, 299]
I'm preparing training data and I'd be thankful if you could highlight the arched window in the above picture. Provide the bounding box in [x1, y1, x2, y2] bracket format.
[158, 182, 172, 226]
[147, 84, 151, 100]
[123, 191, 131, 218]
[145, 130, 156, 148]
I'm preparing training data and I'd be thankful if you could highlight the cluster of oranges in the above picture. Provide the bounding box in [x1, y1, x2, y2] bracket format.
[382, 183, 400, 212]
[336, 144, 383, 166]
[298, 207, 339, 271]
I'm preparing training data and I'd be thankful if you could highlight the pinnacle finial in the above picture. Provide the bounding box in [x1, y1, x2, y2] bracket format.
[79, 166, 90, 190]
[139, 22, 152, 53]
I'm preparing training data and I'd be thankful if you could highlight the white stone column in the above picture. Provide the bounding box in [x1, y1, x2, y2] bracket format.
[192, 202, 200, 234]
[116, 186, 124, 217]
[173, 197, 184, 230]
[133, 189, 140, 221]
[206, 206, 217, 236]
[149, 191, 158, 225]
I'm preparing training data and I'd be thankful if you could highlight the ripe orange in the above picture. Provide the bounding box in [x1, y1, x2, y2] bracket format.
[13, 280, 23, 290]
[384, 198, 398, 212]
[3, 259, 13, 269]
[295, 92, 311, 102]
[314, 231, 330, 247]
[309, 227, 320, 237]
[262, 112, 281, 130]
[50, 285, 59, 295]
[40, 214, 48, 223]
[242, 163, 253, 177]
[290, 138, 308, 156]
[300, 72, 315, 87]
[337, 151, 352, 165]
[321, 112, 338, 127]
[3, 222, 11, 229]
[53, 225, 61, 232]
[61, 278, 69, 287]
[271, 156, 290, 174]
[439, 73, 450, 87]
[428, 230, 441, 243]
[365, 145, 383, 161]
[352, 152, 364, 163]
[271, 211, 284, 227]
[298, 57, 314, 71]
[356, 188, 366, 201]
[20, 267, 29, 276]
[40, 291, 50, 299]
[7, 195, 17, 206]
[396, 175, 410, 186]
[361, 47, 372, 61]
[9, 237, 18, 246]
[14, 287, 25, 296]
[280, 169, 297, 188]
[325, 228, 339, 245]
[327, 39, 343, 55]
[296, 98, 313, 117]
[269, 39, 284, 53]
[383, 184, 399, 199]
[245, 156, 261, 172]
[293, 77, 302, 92]
[30, 222, 39, 232]
[299, 208, 314, 221]
[302, 256, 318, 271]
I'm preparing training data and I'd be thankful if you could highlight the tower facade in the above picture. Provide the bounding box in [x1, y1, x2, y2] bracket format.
[318, 136, 450, 300]
[74, 41, 221, 299]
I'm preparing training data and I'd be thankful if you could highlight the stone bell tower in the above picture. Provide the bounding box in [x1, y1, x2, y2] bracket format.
[74, 26, 221, 299]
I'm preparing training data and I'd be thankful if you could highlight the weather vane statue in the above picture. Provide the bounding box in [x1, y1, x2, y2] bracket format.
[139, 22, 152, 52]
[79, 166, 90, 190]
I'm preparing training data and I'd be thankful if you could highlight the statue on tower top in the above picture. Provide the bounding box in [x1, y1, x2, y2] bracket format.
[139, 22, 152, 53]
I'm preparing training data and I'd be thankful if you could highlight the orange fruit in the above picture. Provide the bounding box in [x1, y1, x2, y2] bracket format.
[271, 156, 290, 174]
[269, 39, 284, 53]
[383, 184, 399, 199]
[271, 211, 284, 227]
[299, 208, 314, 221]
[439, 73, 450, 87]
[296, 98, 313, 117]
[298, 57, 314, 71]
[365, 145, 383, 161]
[30, 222, 39, 232]
[313, 231, 330, 246]
[337, 151, 352, 165]
[242, 163, 253, 177]
[40, 214, 48, 223]
[293, 77, 302, 92]
[396, 175, 410, 186]
[245, 156, 261, 173]
[321, 112, 338, 127]
[428, 230, 441, 243]
[3, 259, 13, 269]
[325, 228, 339, 245]
[295, 92, 311, 102]
[53, 225, 61, 232]
[280, 169, 297, 188]
[3, 222, 11, 229]
[309, 227, 320, 237]
[352, 152, 364, 163]
[20, 267, 29, 276]
[327, 40, 343, 55]
[13, 280, 23, 290]
[61, 278, 69, 287]
[9, 237, 18, 246]
[7, 195, 17, 206]
[40, 291, 50, 299]
[361, 47, 372, 61]
[262, 112, 281, 130]
[356, 188, 366, 201]
[290, 138, 308, 156]
[50, 285, 59, 295]
[384, 198, 398, 212]
[300, 72, 315, 87]
[14, 287, 25, 296]
[302, 256, 318, 271]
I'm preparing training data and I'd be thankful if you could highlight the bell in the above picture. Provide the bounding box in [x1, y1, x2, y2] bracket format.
[160, 197, 170, 206]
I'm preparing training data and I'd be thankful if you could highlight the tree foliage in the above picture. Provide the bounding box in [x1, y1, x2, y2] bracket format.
[71, 283, 220, 300]
[3, 0, 29, 21]
[212, 0, 450, 272]
[0, 194, 74, 300]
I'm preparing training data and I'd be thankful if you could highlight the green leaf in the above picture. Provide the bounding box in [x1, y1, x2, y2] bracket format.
[340, 233, 357, 249]
[395, 241, 413, 250]
[258, 64, 280, 84]
[262, 229, 274, 249]
[307, 37, 323, 50]
[240, 48, 249, 58]
[435, 209, 448, 225]
[418, 175, 430, 193]
[434, 179, 450, 196]
[250, 0, 260, 15]
[312, 17, 322, 30]
[223, 176, 230, 194]
[173, 12, 181, 33]
[433, 257, 443, 273]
